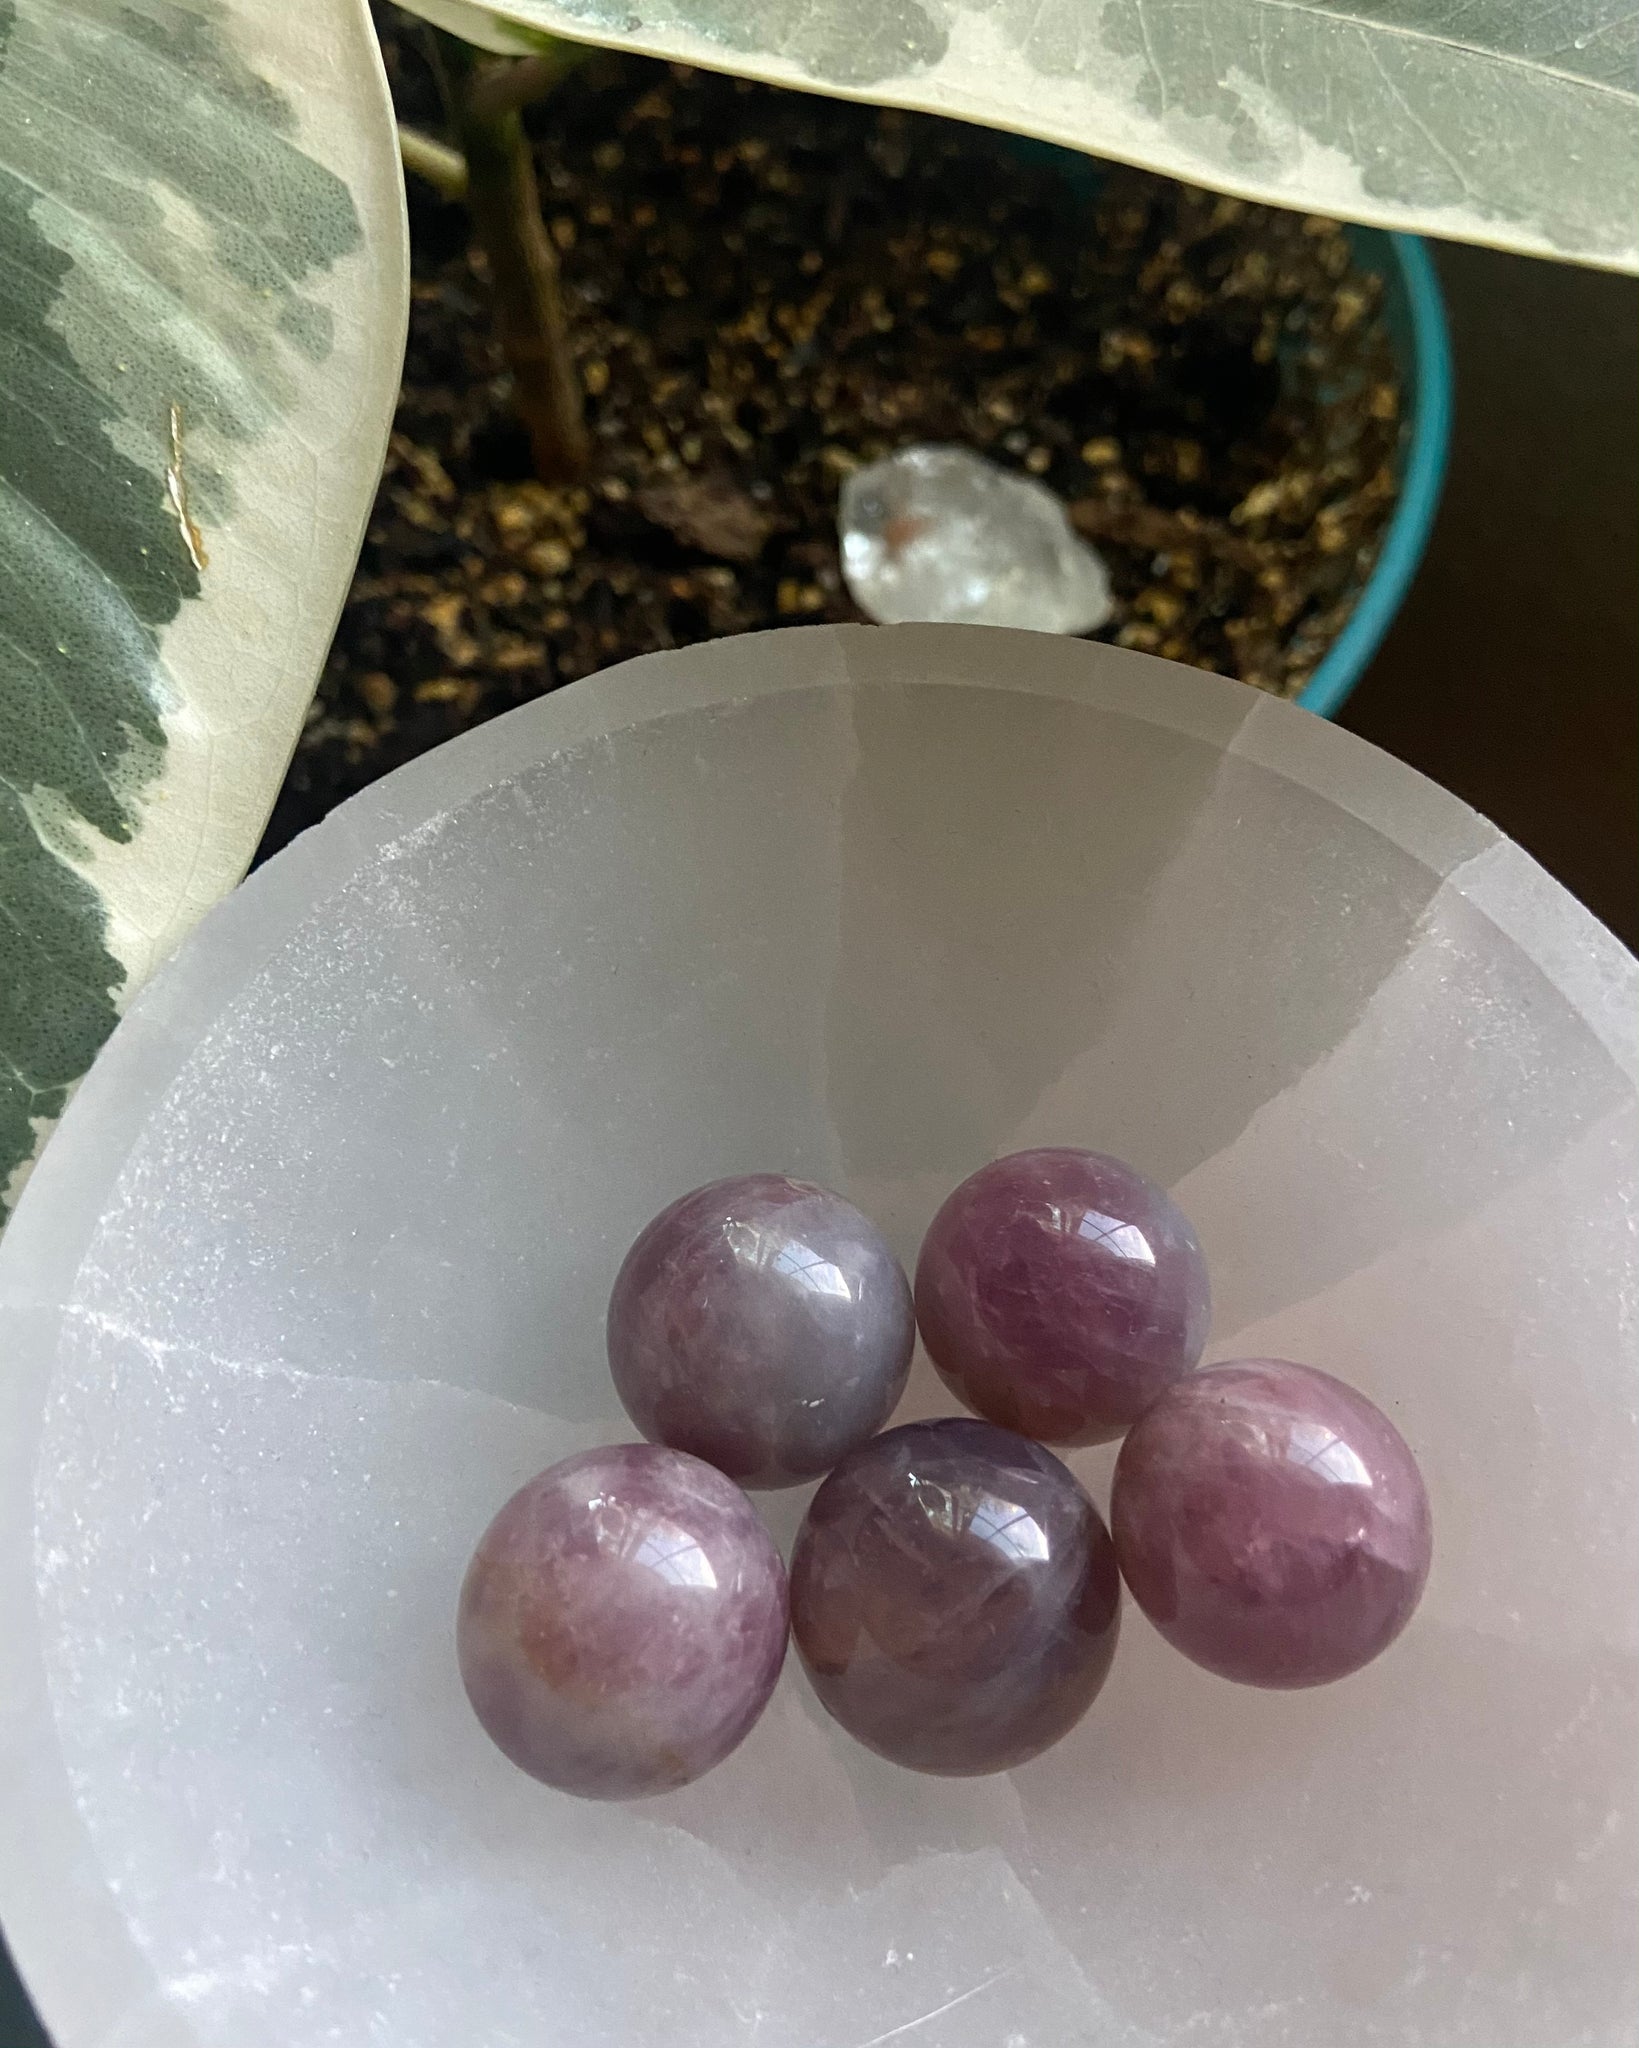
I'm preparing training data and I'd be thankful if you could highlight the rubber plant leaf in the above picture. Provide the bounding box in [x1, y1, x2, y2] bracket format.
[400, 0, 1639, 270]
[0, 0, 408, 1222]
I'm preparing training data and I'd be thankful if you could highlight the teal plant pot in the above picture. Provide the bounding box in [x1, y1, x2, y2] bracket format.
[1006, 139, 1452, 719]
[1298, 230, 1452, 717]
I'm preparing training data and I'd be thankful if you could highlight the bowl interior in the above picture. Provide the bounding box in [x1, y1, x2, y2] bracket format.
[1, 625, 1634, 2048]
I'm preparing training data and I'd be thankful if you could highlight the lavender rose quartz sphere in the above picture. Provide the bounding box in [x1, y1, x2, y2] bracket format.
[607, 1174, 916, 1489]
[456, 1444, 788, 1799]
[1111, 1359, 1433, 1689]
[915, 1148, 1211, 1446]
[790, 1418, 1121, 1775]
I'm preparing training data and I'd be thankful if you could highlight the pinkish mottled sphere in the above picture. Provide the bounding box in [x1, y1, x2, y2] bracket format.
[915, 1148, 1210, 1446]
[790, 1418, 1121, 1775]
[456, 1444, 788, 1798]
[1111, 1359, 1433, 1689]
[607, 1174, 915, 1489]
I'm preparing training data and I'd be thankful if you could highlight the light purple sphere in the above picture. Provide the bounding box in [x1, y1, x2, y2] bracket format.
[915, 1147, 1211, 1446]
[456, 1444, 788, 1798]
[1111, 1359, 1433, 1689]
[790, 1418, 1121, 1775]
[607, 1174, 915, 1489]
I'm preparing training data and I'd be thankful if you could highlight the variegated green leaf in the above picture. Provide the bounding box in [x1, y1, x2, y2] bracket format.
[0, 0, 408, 1218]
[403, 0, 1639, 270]
[402, 0, 557, 50]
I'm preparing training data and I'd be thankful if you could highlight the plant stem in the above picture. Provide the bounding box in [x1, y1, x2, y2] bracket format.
[429, 31, 589, 484]
[467, 44, 589, 121]
[398, 124, 468, 202]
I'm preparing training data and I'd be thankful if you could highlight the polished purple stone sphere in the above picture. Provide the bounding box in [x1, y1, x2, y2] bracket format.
[789, 1418, 1121, 1775]
[1111, 1359, 1433, 1689]
[914, 1148, 1210, 1446]
[607, 1174, 915, 1489]
[456, 1443, 788, 1798]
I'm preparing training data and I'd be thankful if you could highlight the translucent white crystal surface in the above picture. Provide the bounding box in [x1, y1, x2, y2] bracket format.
[0, 625, 1633, 2048]
[841, 446, 1113, 634]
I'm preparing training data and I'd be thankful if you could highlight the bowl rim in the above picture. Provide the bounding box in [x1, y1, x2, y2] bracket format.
[5, 621, 1631, 1286]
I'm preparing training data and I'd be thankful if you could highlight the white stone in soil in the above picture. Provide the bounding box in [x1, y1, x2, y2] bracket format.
[840, 444, 1113, 634]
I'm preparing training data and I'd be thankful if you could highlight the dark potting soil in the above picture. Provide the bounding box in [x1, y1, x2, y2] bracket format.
[258, 23, 1403, 859]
